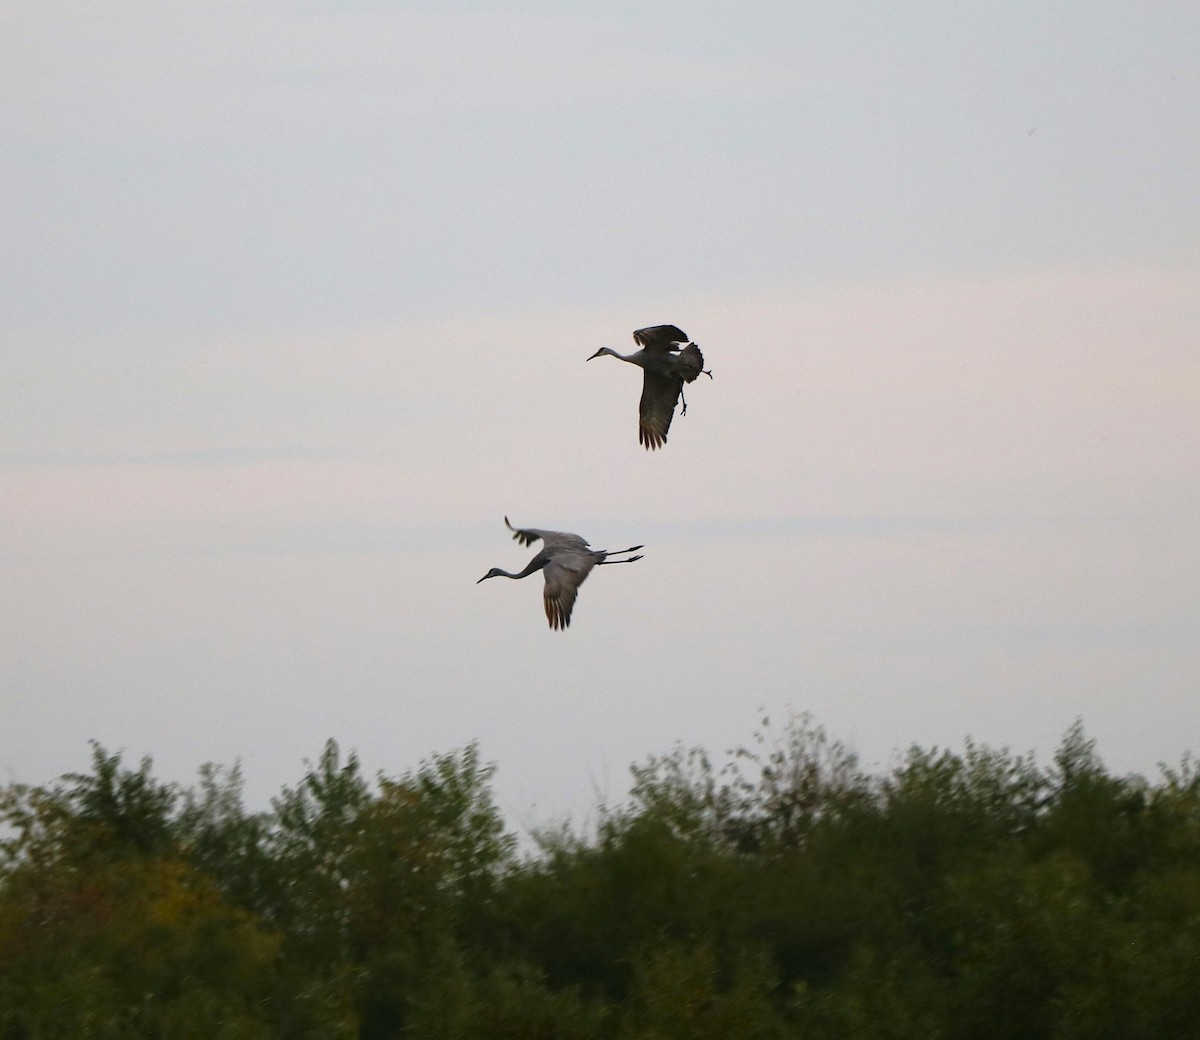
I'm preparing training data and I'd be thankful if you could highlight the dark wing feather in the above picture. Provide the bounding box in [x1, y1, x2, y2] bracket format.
[542, 554, 596, 630]
[504, 517, 544, 547]
[505, 517, 587, 551]
[638, 369, 683, 450]
[633, 325, 689, 352]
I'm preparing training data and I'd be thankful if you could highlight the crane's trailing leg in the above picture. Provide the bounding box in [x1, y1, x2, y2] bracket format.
[599, 544, 643, 560]
[679, 380, 709, 415]
[679, 363, 713, 416]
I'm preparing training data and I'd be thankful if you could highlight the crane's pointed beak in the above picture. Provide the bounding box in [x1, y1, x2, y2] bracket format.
[476, 573, 491, 584]
[586, 349, 604, 361]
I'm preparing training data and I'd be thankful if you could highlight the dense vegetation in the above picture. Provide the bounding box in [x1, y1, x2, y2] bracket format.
[2, 713, 1199, 1039]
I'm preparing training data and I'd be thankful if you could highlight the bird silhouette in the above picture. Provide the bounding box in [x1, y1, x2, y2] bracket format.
[477, 517, 643, 630]
[587, 324, 712, 449]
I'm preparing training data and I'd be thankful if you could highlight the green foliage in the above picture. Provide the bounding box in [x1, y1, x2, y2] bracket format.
[0, 742, 178, 878]
[627, 711, 868, 852]
[175, 761, 273, 915]
[3, 715, 1200, 1038]
[618, 942, 784, 1040]
[63, 742, 180, 859]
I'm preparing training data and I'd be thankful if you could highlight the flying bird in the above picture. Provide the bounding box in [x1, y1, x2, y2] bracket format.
[587, 324, 712, 450]
[477, 517, 643, 630]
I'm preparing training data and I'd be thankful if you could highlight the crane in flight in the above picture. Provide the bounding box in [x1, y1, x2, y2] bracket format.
[477, 517, 643, 630]
[587, 324, 711, 450]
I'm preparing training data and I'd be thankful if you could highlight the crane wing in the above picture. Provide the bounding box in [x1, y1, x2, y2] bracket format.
[633, 325, 689, 353]
[505, 517, 589, 552]
[542, 553, 597, 630]
[638, 369, 683, 450]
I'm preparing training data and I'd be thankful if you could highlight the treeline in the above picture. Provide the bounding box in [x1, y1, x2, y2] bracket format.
[2, 713, 1199, 1039]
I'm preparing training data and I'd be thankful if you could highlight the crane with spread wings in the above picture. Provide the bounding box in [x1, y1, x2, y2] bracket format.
[587, 324, 712, 450]
[477, 518, 644, 630]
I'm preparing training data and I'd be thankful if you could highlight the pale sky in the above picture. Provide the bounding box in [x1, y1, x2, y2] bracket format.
[3, 2, 1198, 827]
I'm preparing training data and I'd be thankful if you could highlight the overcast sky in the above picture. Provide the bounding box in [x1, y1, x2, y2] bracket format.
[3, 2, 1198, 828]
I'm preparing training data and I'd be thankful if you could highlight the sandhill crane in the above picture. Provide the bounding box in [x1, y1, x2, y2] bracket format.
[587, 324, 712, 450]
[476, 517, 643, 630]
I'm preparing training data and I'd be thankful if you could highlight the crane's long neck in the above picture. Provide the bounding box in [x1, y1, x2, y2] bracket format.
[479, 553, 549, 584]
[588, 347, 639, 364]
[502, 555, 548, 579]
